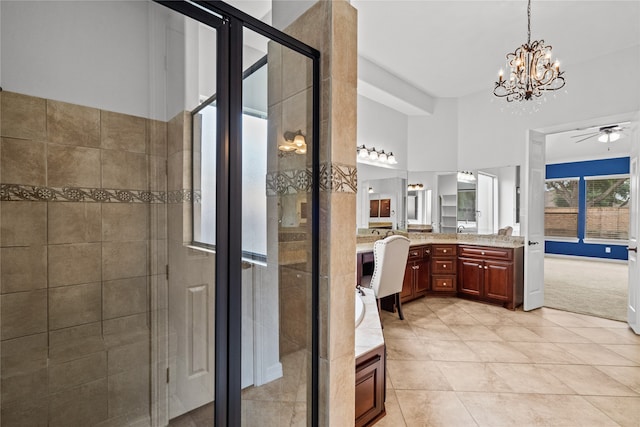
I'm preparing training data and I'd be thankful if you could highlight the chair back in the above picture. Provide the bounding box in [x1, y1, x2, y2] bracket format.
[370, 235, 410, 299]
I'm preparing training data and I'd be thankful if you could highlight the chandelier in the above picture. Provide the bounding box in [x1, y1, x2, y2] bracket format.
[493, 0, 565, 102]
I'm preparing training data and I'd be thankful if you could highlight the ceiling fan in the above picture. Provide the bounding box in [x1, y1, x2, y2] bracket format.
[571, 122, 630, 144]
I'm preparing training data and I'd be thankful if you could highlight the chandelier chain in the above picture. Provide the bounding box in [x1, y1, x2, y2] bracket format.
[527, 0, 531, 44]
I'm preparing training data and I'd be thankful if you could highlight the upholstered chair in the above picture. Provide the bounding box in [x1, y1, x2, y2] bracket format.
[369, 235, 411, 320]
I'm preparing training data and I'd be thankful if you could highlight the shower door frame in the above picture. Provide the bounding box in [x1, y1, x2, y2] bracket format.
[155, 1, 321, 426]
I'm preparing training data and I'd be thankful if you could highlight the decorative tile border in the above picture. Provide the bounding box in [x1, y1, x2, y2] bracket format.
[266, 162, 357, 196]
[0, 184, 200, 204]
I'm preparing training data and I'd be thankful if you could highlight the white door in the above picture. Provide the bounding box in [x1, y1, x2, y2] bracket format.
[477, 172, 495, 234]
[524, 130, 546, 311]
[628, 115, 640, 334]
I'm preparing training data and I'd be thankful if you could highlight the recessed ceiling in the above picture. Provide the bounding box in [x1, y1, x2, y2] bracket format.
[352, 0, 640, 98]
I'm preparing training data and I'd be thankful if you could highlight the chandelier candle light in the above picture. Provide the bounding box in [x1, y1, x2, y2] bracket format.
[493, 0, 565, 102]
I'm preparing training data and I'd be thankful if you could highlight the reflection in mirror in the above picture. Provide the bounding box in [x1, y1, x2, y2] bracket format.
[357, 164, 407, 231]
[455, 166, 522, 235]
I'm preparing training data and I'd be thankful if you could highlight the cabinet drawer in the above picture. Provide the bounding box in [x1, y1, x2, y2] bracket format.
[432, 259, 456, 274]
[458, 245, 512, 260]
[432, 275, 456, 292]
[408, 246, 424, 261]
[432, 245, 456, 257]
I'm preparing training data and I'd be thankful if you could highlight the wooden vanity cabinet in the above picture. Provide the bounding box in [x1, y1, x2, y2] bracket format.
[400, 245, 431, 303]
[355, 345, 386, 427]
[431, 244, 457, 294]
[457, 245, 524, 309]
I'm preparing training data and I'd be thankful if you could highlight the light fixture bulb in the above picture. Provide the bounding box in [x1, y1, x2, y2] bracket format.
[295, 145, 307, 154]
[369, 149, 378, 161]
[293, 134, 305, 147]
[378, 150, 387, 162]
[279, 143, 295, 152]
[387, 152, 397, 164]
[609, 132, 620, 142]
[598, 134, 609, 143]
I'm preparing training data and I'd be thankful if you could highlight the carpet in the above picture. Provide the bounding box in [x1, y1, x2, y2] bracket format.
[544, 256, 628, 322]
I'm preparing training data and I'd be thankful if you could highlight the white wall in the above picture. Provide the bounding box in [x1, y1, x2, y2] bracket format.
[357, 95, 408, 170]
[407, 98, 458, 172]
[1, 0, 171, 120]
[457, 45, 640, 171]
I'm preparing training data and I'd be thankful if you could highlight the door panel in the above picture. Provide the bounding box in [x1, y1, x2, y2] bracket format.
[415, 259, 431, 295]
[628, 114, 639, 334]
[401, 264, 414, 301]
[484, 261, 511, 301]
[524, 130, 546, 310]
[458, 258, 482, 296]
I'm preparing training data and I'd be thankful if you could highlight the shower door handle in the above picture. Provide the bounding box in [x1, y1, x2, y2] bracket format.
[628, 247, 638, 252]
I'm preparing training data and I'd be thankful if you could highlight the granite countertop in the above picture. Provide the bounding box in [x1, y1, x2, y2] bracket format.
[356, 232, 524, 253]
[355, 288, 384, 359]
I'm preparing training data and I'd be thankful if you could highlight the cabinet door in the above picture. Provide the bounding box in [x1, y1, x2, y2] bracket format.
[458, 257, 482, 296]
[400, 263, 414, 302]
[414, 259, 430, 296]
[484, 260, 512, 301]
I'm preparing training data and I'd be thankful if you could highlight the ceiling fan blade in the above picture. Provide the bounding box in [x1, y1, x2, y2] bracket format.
[571, 131, 599, 139]
[574, 135, 595, 143]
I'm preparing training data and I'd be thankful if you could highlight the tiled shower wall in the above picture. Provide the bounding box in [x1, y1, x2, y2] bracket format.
[0, 91, 167, 426]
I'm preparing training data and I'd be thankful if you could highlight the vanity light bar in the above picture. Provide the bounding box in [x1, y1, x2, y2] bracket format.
[357, 145, 397, 165]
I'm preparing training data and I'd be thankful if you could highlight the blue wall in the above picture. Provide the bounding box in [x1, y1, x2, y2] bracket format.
[545, 157, 629, 261]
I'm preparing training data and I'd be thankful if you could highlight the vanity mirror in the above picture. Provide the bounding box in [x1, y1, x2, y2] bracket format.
[357, 164, 408, 231]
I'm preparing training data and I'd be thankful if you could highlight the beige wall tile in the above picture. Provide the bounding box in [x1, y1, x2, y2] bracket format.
[328, 273, 356, 361]
[101, 110, 146, 153]
[48, 202, 101, 244]
[1, 365, 47, 405]
[1, 245, 47, 293]
[49, 322, 105, 363]
[0, 91, 46, 140]
[107, 366, 150, 418]
[167, 111, 188, 155]
[1, 137, 46, 185]
[49, 378, 108, 427]
[0, 201, 47, 246]
[103, 277, 147, 320]
[149, 154, 167, 192]
[1, 396, 49, 427]
[107, 340, 150, 375]
[1, 289, 47, 340]
[49, 351, 107, 394]
[101, 149, 148, 190]
[102, 241, 148, 281]
[102, 203, 149, 242]
[48, 282, 102, 330]
[1, 333, 48, 378]
[103, 312, 148, 341]
[329, 79, 357, 166]
[148, 119, 167, 156]
[328, 192, 356, 277]
[282, 45, 313, 101]
[47, 143, 101, 188]
[47, 99, 100, 148]
[48, 243, 101, 287]
[267, 42, 283, 108]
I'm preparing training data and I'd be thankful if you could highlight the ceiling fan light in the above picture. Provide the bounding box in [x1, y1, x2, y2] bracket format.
[609, 132, 621, 142]
[598, 134, 609, 143]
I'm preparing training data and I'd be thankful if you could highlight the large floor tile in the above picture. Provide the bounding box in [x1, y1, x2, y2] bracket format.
[449, 325, 503, 342]
[435, 362, 512, 393]
[508, 341, 584, 364]
[526, 326, 592, 343]
[423, 340, 480, 362]
[385, 338, 432, 361]
[554, 342, 638, 366]
[464, 341, 531, 363]
[457, 392, 619, 427]
[595, 365, 640, 393]
[541, 364, 638, 396]
[395, 390, 478, 427]
[488, 363, 574, 394]
[584, 396, 640, 427]
[373, 388, 406, 427]
[386, 360, 452, 391]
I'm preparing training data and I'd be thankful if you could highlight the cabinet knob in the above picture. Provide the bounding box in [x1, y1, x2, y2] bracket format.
[484, 266, 488, 269]
[443, 282, 447, 286]
[443, 250, 447, 253]
[481, 251, 485, 255]
[478, 265, 482, 269]
[411, 252, 419, 256]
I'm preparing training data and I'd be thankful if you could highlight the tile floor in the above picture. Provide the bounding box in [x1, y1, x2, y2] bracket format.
[169, 297, 639, 427]
[377, 297, 640, 427]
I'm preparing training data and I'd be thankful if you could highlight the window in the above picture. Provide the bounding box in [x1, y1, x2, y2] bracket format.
[585, 176, 630, 240]
[544, 179, 579, 238]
